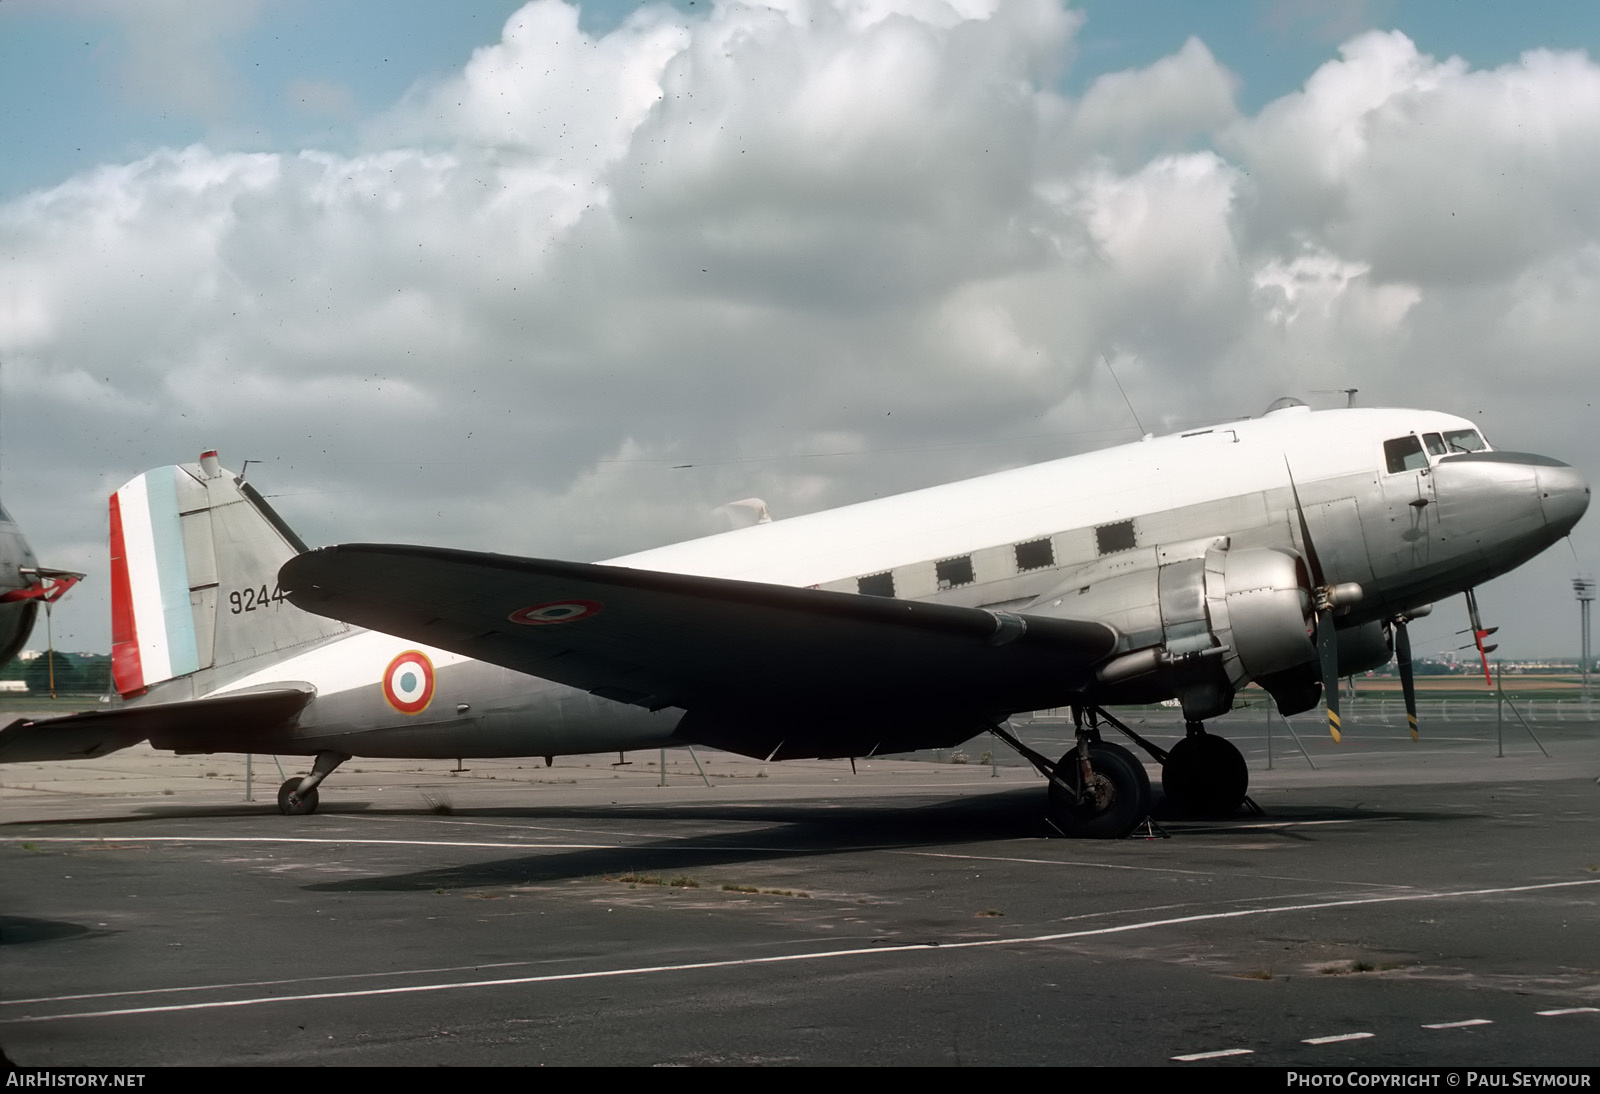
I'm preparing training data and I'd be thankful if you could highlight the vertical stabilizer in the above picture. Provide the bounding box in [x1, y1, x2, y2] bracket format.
[109, 453, 347, 697]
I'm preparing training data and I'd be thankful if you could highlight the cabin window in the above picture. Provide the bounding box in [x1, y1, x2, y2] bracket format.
[1095, 519, 1136, 555]
[1383, 435, 1428, 474]
[1014, 537, 1054, 572]
[935, 555, 974, 590]
[858, 572, 895, 598]
[1422, 432, 1447, 457]
[1444, 428, 1487, 453]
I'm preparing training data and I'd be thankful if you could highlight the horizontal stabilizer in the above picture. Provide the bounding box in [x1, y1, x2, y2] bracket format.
[281, 544, 1119, 716]
[0, 687, 314, 763]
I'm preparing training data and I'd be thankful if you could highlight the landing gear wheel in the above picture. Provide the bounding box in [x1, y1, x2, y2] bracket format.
[1161, 734, 1247, 817]
[1046, 741, 1152, 839]
[277, 778, 319, 816]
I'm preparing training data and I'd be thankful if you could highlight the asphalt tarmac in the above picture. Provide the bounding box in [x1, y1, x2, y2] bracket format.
[3, 711, 1598, 1067]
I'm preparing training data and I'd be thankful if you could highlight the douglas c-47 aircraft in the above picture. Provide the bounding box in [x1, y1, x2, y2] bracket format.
[0, 400, 1589, 836]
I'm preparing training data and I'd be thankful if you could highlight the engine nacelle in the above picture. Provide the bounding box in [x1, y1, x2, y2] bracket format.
[1031, 541, 1318, 720]
[1336, 620, 1394, 678]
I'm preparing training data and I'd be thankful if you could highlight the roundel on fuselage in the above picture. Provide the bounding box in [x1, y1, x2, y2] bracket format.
[382, 650, 435, 715]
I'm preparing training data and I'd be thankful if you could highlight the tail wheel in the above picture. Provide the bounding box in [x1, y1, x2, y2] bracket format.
[277, 778, 319, 817]
[1046, 741, 1152, 839]
[1161, 734, 1248, 817]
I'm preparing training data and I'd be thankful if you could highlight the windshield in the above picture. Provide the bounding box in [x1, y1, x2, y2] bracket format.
[1384, 435, 1428, 473]
[1443, 428, 1488, 453]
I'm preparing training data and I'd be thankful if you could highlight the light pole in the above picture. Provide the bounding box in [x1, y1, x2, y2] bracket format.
[1576, 577, 1594, 696]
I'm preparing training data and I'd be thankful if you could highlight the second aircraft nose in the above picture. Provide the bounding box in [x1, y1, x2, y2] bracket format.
[1537, 461, 1591, 535]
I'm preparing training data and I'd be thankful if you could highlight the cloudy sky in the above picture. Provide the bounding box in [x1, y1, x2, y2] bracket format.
[2, 0, 1596, 666]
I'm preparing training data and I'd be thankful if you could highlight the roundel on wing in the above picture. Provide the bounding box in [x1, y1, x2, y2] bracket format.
[382, 649, 435, 715]
[507, 599, 603, 626]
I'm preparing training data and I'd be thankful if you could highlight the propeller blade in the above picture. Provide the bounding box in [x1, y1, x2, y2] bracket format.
[1395, 620, 1418, 742]
[1464, 588, 1494, 685]
[1284, 462, 1326, 586]
[1288, 462, 1342, 741]
[1317, 612, 1341, 743]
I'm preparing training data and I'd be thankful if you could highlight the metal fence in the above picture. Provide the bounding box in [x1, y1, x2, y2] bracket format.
[1026, 696, 1600, 726]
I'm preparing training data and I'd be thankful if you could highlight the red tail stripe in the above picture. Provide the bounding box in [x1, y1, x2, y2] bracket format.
[108, 490, 145, 696]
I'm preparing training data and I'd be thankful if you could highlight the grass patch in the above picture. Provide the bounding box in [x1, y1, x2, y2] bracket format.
[669, 876, 700, 889]
[1350, 960, 1375, 973]
[612, 874, 666, 886]
[716, 881, 810, 898]
[976, 909, 1004, 918]
[1237, 969, 1274, 981]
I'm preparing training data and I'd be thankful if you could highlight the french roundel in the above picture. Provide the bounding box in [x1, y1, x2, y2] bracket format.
[507, 599, 603, 626]
[382, 650, 435, 715]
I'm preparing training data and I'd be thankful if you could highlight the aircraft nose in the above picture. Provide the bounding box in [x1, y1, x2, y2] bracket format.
[1537, 460, 1591, 535]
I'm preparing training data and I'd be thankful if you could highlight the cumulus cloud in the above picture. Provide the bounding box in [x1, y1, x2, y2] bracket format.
[105, 0, 263, 121]
[1055, 37, 1240, 168]
[2, 3, 1595, 655]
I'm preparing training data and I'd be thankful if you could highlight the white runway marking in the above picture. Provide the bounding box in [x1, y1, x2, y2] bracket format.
[0, 833, 819, 857]
[2, 959, 571, 1007]
[6, 877, 1597, 1025]
[1422, 1019, 1493, 1029]
[1173, 1048, 1254, 1061]
[1536, 1007, 1599, 1016]
[903, 849, 1427, 892]
[1303, 1032, 1374, 1044]
[0, 835, 616, 851]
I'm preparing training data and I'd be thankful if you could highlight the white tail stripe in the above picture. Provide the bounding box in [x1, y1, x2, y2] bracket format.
[116, 469, 199, 684]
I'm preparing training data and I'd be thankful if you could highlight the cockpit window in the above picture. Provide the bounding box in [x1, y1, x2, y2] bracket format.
[1384, 435, 1428, 473]
[1443, 428, 1487, 453]
[1422, 432, 1447, 456]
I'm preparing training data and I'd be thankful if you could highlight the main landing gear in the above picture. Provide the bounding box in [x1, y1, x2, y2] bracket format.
[1161, 722, 1248, 818]
[277, 751, 348, 816]
[991, 707, 1252, 838]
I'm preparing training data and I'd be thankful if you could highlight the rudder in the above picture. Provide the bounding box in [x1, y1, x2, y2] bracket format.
[110, 451, 348, 697]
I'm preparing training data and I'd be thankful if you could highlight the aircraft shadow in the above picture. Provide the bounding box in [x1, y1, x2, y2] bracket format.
[298, 791, 1476, 894]
[0, 915, 116, 946]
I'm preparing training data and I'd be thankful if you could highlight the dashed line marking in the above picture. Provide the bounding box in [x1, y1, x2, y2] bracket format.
[1422, 1019, 1492, 1029]
[1173, 1048, 1254, 1061]
[1536, 1008, 1599, 1016]
[1303, 1032, 1375, 1044]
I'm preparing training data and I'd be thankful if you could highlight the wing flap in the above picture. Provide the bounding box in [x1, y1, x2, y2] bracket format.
[0, 687, 314, 762]
[281, 544, 1118, 715]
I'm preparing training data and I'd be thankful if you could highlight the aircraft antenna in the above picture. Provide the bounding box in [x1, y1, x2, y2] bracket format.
[1312, 388, 1359, 408]
[1101, 354, 1146, 435]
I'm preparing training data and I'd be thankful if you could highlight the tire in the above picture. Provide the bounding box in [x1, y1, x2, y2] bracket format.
[277, 777, 319, 816]
[1161, 734, 1248, 817]
[1046, 741, 1152, 838]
